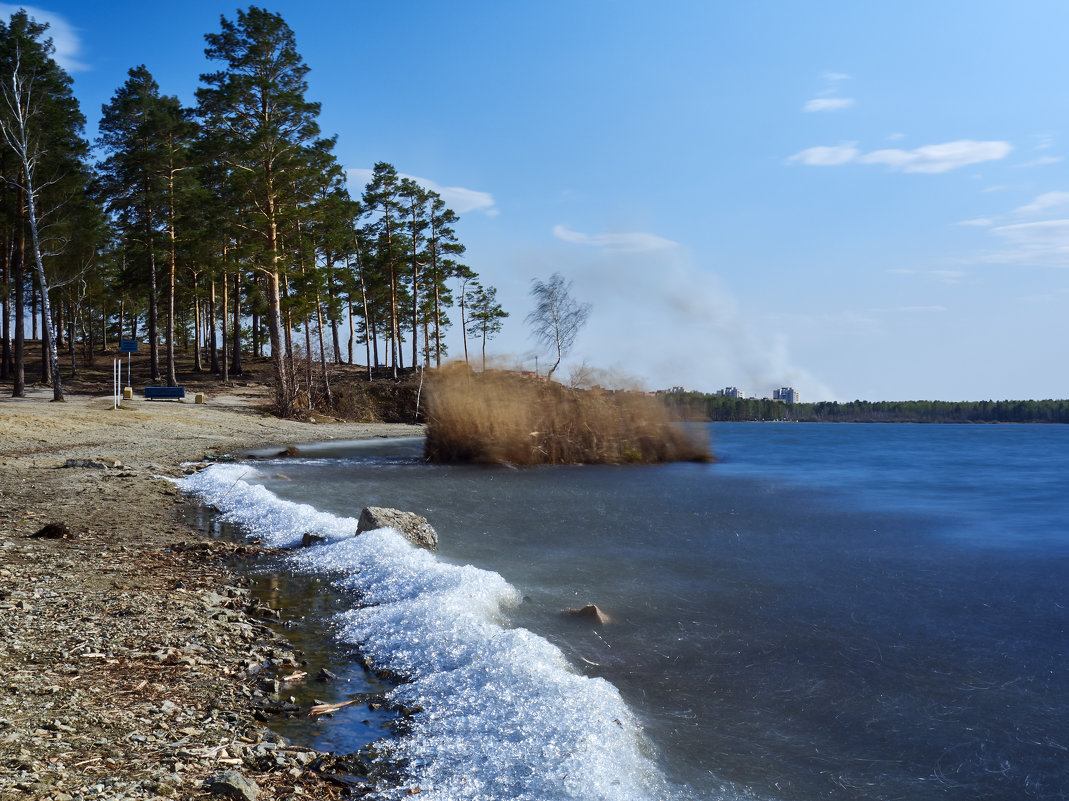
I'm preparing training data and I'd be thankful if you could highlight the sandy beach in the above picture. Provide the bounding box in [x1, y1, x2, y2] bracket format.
[0, 388, 421, 800]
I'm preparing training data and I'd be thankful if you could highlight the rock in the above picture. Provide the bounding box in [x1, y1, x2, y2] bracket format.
[30, 522, 73, 540]
[208, 770, 260, 801]
[562, 604, 612, 625]
[316, 668, 338, 682]
[301, 532, 326, 548]
[357, 507, 437, 550]
[63, 458, 122, 469]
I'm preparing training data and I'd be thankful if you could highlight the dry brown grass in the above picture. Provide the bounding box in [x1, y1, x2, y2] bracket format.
[424, 364, 712, 465]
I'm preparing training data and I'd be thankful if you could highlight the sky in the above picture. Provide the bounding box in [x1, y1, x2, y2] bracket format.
[5, 0, 1069, 401]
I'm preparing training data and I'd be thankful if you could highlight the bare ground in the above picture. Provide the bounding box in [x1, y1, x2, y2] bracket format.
[0, 387, 422, 800]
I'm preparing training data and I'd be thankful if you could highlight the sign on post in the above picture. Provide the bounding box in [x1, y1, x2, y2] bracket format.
[120, 340, 138, 389]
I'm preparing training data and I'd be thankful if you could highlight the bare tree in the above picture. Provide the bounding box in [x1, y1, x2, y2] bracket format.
[525, 272, 591, 382]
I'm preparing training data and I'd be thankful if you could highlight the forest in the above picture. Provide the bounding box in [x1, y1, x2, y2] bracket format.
[663, 392, 1069, 424]
[0, 7, 506, 415]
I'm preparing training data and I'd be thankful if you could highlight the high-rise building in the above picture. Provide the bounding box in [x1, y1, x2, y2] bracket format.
[773, 387, 799, 403]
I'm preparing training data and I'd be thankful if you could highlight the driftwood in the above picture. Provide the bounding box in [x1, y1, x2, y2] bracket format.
[307, 700, 357, 717]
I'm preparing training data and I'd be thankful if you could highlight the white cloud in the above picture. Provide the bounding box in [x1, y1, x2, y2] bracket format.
[1033, 133, 1055, 151]
[957, 217, 995, 227]
[787, 143, 860, 166]
[887, 268, 967, 284]
[0, 4, 87, 72]
[552, 224, 678, 253]
[802, 72, 854, 113]
[1015, 156, 1062, 168]
[984, 219, 1069, 266]
[803, 97, 854, 112]
[346, 168, 497, 216]
[857, 140, 1013, 173]
[1013, 190, 1069, 217]
[790, 139, 1013, 173]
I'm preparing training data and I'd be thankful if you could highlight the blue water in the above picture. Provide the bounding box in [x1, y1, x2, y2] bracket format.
[182, 423, 1069, 800]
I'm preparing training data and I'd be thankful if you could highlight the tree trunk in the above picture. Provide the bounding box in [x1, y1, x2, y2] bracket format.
[385, 213, 399, 380]
[433, 263, 442, 368]
[231, 270, 242, 375]
[193, 283, 203, 372]
[220, 268, 229, 382]
[12, 206, 25, 396]
[359, 269, 372, 380]
[1, 235, 10, 380]
[40, 292, 51, 385]
[303, 317, 312, 407]
[460, 277, 470, 365]
[146, 213, 160, 383]
[283, 272, 295, 383]
[68, 301, 76, 376]
[347, 295, 355, 365]
[315, 291, 332, 408]
[265, 203, 291, 415]
[22, 169, 62, 400]
[209, 277, 219, 373]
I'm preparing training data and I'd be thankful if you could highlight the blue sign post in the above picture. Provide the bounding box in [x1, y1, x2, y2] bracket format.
[119, 340, 138, 389]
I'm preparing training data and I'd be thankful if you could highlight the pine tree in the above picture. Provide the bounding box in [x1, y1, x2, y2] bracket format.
[466, 282, 508, 371]
[361, 162, 408, 379]
[97, 65, 196, 386]
[197, 6, 323, 415]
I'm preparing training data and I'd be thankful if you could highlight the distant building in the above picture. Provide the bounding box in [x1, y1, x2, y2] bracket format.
[773, 387, 800, 403]
[717, 387, 745, 398]
[655, 386, 687, 395]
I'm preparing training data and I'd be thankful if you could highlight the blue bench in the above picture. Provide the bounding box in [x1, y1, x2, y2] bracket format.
[144, 386, 186, 400]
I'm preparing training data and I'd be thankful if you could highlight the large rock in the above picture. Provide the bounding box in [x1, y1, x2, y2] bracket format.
[207, 770, 259, 801]
[357, 507, 438, 550]
[562, 604, 612, 625]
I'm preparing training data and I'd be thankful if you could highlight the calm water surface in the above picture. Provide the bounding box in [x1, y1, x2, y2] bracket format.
[188, 423, 1069, 800]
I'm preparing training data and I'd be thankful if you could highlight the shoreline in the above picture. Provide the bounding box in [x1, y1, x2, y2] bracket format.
[0, 390, 421, 800]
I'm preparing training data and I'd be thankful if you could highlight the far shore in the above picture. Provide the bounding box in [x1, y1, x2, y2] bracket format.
[0, 388, 421, 799]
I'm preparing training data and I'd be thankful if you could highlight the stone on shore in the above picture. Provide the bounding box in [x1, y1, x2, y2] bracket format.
[208, 770, 260, 800]
[31, 522, 73, 540]
[563, 604, 612, 624]
[357, 506, 438, 550]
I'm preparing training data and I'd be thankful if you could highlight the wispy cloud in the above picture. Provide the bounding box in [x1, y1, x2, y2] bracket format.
[552, 224, 678, 253]
[346, 168, 497, 216]
[0, 4, 88, 72]
[894, 305, 947, 313]
[887, 268, 967, 284]
[957, 218, 994, 227]
[984, 219, 1069, 266]
[802, 72, 854, 113]
[858, 141, 1013, 173]
[1013, 190, 1069, 217]
[788, 143, 860, 166]
[803, 97, 854, 113]
[789, 139, 1013, 174]
[1015, 156, 1062, 168]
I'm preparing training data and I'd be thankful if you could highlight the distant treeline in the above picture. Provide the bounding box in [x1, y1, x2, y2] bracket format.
[662, 393, 1069, 424]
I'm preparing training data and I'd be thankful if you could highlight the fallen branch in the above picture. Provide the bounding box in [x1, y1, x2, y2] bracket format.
[307, 700, 357, 717]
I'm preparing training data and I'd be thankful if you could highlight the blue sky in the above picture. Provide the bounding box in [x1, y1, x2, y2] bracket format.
[7, 0, 1069, 401]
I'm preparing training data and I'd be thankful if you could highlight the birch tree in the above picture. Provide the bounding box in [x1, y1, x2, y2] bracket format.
[526, 272, 591, 382]
[0, 12, 89, 401]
